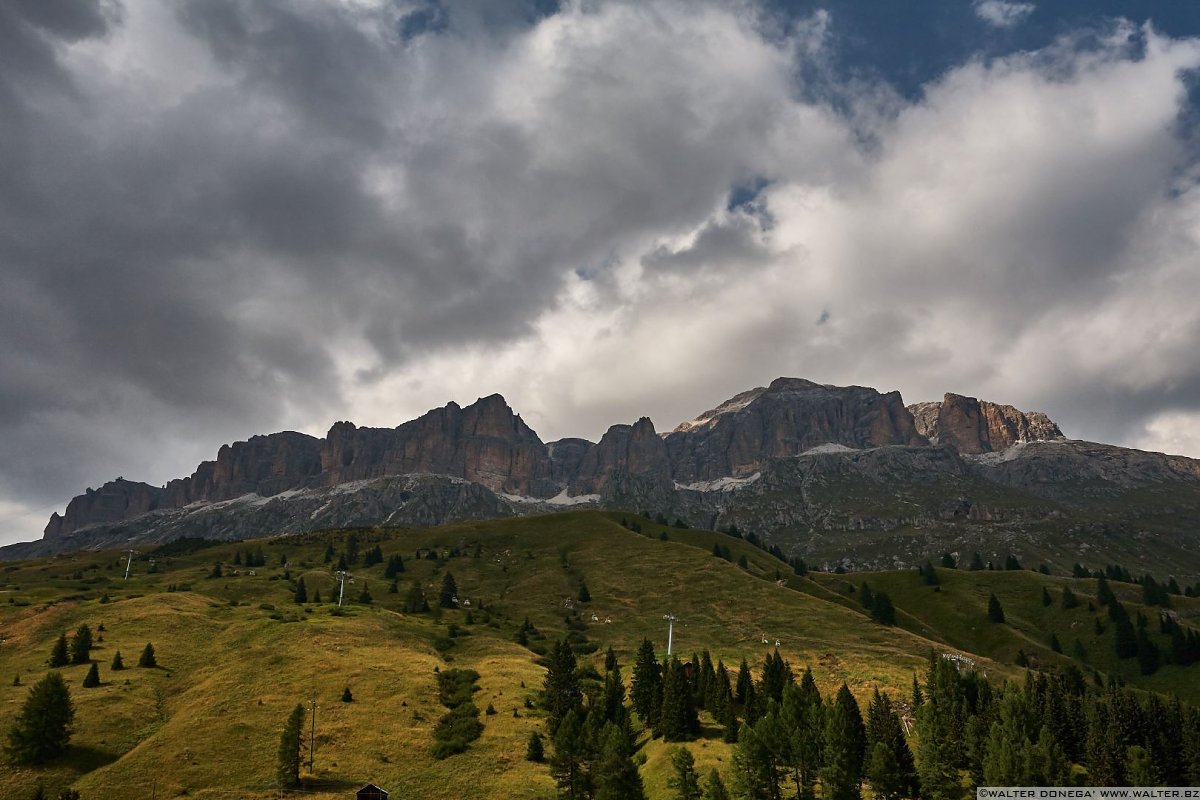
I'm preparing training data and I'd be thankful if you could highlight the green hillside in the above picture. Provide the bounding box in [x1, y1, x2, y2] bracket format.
[0, 511, 1196, 799]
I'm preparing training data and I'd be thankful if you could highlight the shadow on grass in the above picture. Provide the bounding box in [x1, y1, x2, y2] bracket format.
[66, 744, 119, 773]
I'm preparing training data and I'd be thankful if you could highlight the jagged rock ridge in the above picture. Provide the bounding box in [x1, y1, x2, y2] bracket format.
[26, 377, 1200, 581]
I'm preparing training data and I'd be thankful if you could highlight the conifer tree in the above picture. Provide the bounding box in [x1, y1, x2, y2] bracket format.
[6, 672, 75, 764]
[137, 643, 157, 668]
[969, 552, 985, 571]
[323, 542, 334, 563]
[549, 709, 589, 800]
[916, 657, 966, 800]
[703, 768, 731, 800]
[276, 703, 305, 788]
[294, 577, 308, 604]
[69, 625, 93, 665]
[543, 639, 583, 736]
[732, 715, 783, 800]
[669, 747, 703, 800]
[1061, 586, 1079, 609]
[404, 580, 429, 613]
[941, 552, 957, 568]
[313, 589, 321, 604]
[988, 593, 1006, 623]
[659, 658, 700, 741]
[578, 581, 591, 603]
[81, 663, 100, 688]
[48, 633, 69, 668]
[867, 742, 904, 800]
[1042, 587, 1053, 607]
[735, 658, 753, 705]
[110, 651, 124, 671]
[631, 639, 663, 729]
[758, 650, 793, 705]
[780, 673, 824, 800]
[440, 572, 458, 608]
[821, 684, 866, 800]
[526, 730, 545, 762]
[341, 686, 353, 702]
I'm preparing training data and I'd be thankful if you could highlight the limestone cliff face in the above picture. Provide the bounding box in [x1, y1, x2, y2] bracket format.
[165, 431, 324, 506]
[44, 478, 165, 540]
[665, 377, 927, 483]
[320, 394, 557, 497]
[570, 418, 671, 496]
[908, 393, 1064, 454]
[547, 438, 594, 488]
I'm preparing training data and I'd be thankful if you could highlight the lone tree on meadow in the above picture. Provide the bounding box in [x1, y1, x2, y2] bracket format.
[6, 672, 75, 764]
[138, 643, 157, 668]
[988, 593, 1006, 623]
[69, 625, 93, 665]
[82, 663, 100, 688]
[111, 651, 124, 671]
[276, 703, 306, 788]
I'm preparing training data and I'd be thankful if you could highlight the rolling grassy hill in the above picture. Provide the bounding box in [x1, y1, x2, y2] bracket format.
[1, 511, 1196, 799]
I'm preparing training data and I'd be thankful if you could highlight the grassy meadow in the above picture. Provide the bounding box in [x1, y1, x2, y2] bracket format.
[0, 510, 1196, 799]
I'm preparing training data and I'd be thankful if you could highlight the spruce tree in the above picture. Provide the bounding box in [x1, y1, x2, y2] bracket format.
[586, 723, 645, 800]
[1061, 586, 1079, 609]
[358, 583, 372, 604]
[526, 730, 545, 762]
[543, 639, 583, 735]
[703, 768, 731, 800]
[276, 703, 305, 788]
[440, 572, 458, 608]
[5, 672, 75, 764]
[69, 625, 92, 665]
[1042, 587, 1053, 607]
[669, 747, 703, 800]
[549, 709, 588, 800]
[867, 741, 904, 800]
[294, 577, 307, 604]
[988, 593, 1006, 623]
[137, 643, 157, 668]
[404, 580, 429, 613]
[659, 658, 700, 741]
[578, 581, 591, 603]
[735, 658, 753, 705]
[341, 686, 353, 702]
[48, 633, 69, 668]
[820, 683, 866, 800]
[631, 639, 663, 729]
[780, 672, 824, 799]
[111, 651, 124, 671]
[81, 663, 100, 688]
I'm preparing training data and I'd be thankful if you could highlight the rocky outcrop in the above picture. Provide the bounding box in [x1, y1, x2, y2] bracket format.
[665, 378, 926, 483]
[44, 478, 166, 540]
[320, 394, 556, 497]
[165, 431, 323, 507]
[909, 393, 1063, 454]
[547, 438, 595, 487]
[571, 418, 672, 496]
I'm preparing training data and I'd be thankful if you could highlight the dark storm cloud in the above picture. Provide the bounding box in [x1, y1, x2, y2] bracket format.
[4, 0, 1200, 546]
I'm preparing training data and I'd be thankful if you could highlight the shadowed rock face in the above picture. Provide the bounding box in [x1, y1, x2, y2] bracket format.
[908, 393, 1064, 454]
[571, 417, 671, 496]
[320, 394, 556, 497]
[164, 431, 324, 507]
[44, 478, 165, 540]
[665, 377, 927, 482]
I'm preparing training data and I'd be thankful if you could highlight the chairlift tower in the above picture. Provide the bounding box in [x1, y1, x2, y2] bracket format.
[122, 549, 138, 580]
[664, 613, 678, 656]
[335, 570, 353, 606]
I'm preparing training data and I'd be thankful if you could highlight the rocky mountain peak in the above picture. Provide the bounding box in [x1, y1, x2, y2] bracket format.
[908, 393, 1064, 454]
[665, 378, 926, 483]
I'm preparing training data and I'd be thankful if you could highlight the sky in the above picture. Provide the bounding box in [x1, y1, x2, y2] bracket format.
[4, 0, 1200, 546]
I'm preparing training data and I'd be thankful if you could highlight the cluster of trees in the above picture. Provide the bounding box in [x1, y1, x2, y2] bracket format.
[543, 641, 646, 800]
[859, 584, 897, 626]
[916, 654, 1200, 792]
[231, 546, 266, 567]
[432, 668, 484, 758]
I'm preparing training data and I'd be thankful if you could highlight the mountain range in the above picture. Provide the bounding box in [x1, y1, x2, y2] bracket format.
[10, 377, 1200, 579]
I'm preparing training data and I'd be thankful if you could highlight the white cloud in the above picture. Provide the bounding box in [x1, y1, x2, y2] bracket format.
[974, 0, 1036, 29]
